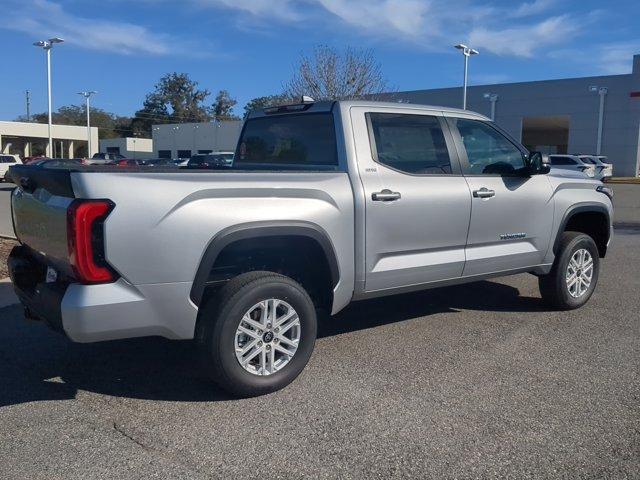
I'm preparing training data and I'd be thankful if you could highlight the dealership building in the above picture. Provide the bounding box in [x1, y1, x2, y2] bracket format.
[0, 121, 98, 158]
[99, 137, 153, 159]
[152, 120, 243, 158]
[388, 54, 640, 176]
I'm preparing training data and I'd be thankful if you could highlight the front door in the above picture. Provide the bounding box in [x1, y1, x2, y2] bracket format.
[448, 116, 554, 276]
[350, 107, 472, 292]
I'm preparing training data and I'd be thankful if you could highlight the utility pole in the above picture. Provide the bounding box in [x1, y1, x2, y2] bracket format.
[25, 90, 31, 121]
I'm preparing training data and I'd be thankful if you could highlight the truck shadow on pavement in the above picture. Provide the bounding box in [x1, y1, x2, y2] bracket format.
[0, 279, 549, 407]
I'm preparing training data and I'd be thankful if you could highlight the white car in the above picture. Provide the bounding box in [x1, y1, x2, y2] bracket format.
[579, 155, 613, 179]
[549, 154, 596, 178]
[0, 154, 22, 182]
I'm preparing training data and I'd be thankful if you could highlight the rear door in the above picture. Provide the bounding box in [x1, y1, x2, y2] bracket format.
[350, 106, 472, 292]
[447, 116, 554, 276]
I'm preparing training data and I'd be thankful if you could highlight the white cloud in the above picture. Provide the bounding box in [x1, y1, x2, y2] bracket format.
[3, 0, 614, 63]
[469, 15, 577, 57]
[510, 0, 555, 18]
[595, 42, 640, 74]
[189, 0, 595, 59]
[194, 0, 301, 21]
[314, 0, 430, 37]
[551, 42, 640, 74]
[3, 0, 182, 55]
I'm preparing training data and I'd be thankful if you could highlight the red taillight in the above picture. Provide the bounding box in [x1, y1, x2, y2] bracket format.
[67, 200, 116, 284]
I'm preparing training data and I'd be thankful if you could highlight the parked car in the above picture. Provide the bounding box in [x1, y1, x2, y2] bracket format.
[187, 152, 234, 169]
[106, 158, 145, 167]
[578, 155, 613, 179]
[173, 158, 190, 167]
[23, 156, 46, 164]
[0, 154, 22, 182]
[7, 99, 613, 397]
[549, 154, 597, 178]
[141, 158, 177, 167]
[85, 152, 126, 165]
[23, 158, 83, 167]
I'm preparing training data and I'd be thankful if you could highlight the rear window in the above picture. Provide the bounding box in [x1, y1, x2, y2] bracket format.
[235, 113, 338, 169]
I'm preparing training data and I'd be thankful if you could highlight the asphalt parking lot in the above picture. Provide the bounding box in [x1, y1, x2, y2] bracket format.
[0, 228, 638, 479]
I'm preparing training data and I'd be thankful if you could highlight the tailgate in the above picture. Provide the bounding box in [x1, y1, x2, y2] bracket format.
[9, 164, 76, 275]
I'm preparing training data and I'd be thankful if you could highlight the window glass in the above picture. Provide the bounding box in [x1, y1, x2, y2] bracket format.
[177, 150, 192, 159]
[188, 154, 207, 165]
[550, 156, 576, 165]
[236, 113, 337, 169]
[367, 113, 452, 174]
[455, 119, 525, 175]
[158, 150, 171, 159]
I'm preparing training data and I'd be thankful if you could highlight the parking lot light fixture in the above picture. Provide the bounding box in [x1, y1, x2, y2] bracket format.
[454, 44, 479, 110]
[33, 38, 64, 157]
[589, 86, 608, 155]
[77, 91, 97, 158]
[483, 93, 499, 120]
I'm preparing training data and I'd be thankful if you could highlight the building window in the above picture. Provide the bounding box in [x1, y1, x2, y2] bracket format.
[177, 150, 192, 159]
[198, 149, 213, 154]
[158, 150, 172, 159]
[106, 147, 121, 155]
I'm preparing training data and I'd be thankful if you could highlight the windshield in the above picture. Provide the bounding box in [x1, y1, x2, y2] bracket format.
[234, 113, 338, 170]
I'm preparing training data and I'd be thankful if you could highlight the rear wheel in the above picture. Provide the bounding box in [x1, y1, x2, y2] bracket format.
[539, 232, 600, 309]
[196, 271, 317, 397]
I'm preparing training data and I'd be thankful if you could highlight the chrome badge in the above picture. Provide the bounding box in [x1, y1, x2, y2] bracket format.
[500, 233, 526, 240]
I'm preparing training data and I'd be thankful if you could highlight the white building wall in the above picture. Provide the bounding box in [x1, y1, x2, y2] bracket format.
[99, 137, 153, 158]
[152, 120, 243, 158]
[0, 121, 98, 158]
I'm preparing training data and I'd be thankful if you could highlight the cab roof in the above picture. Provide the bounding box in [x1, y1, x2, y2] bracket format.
[247, 99, 490, 121]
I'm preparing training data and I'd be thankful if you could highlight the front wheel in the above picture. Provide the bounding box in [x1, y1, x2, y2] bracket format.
[539, 232, 600, 310]
[196, 271, 317, 397]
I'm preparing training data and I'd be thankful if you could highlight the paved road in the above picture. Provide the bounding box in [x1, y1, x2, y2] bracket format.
[0, 229, 638, 479]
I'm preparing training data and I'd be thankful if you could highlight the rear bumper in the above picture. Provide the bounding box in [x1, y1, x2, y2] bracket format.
[9, 246, 198, 343]
[8, 247, 67, 332]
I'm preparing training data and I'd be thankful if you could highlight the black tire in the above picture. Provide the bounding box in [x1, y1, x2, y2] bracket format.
[539, 232, 600, 310]
[196, 271, 317, 397]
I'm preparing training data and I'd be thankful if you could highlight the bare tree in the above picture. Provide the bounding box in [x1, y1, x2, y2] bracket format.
[284, 45, 388, 101]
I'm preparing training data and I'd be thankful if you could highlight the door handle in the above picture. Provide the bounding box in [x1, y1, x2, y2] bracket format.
[473, 187, 495, 199]
[372, 189, 401, 202]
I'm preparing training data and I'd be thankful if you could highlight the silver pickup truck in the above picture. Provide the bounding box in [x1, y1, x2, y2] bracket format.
[8, 100, 613, 396]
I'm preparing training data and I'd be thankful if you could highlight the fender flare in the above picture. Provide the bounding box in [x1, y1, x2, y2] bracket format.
[553, 203, 611, 255]
[189, 221, 340, 306]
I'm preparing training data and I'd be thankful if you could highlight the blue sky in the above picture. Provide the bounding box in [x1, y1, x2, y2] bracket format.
[1, 0, 639, 120]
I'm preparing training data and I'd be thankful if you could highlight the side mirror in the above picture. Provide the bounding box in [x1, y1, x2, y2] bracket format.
[528, 151, 551, 175]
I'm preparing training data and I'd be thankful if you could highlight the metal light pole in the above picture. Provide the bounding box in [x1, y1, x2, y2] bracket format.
[78, 91, 97, 158]
[25, 90, 31, 121]
[454, 44, 479, 110]
[589, 86, 608, 155]
[483, 93, 498, 121]
[33, 37, 64, 157]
